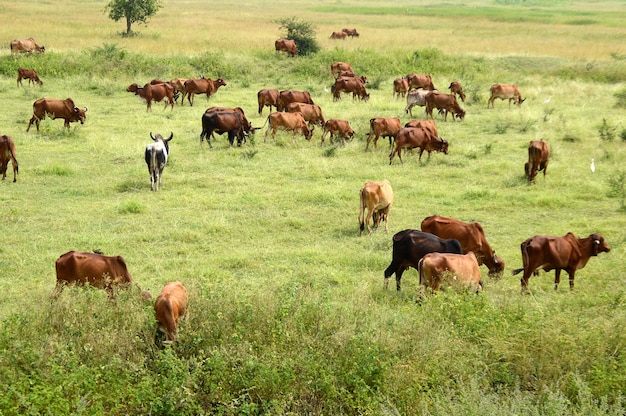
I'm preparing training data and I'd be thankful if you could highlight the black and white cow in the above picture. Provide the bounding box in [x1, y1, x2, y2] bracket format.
[145, 132, 173, 191]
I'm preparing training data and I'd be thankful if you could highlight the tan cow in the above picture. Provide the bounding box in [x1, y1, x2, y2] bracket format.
[183, 77, 227, 106]
[275, 39, 297, 57]
[488, 83, 525, 108]
[330, 31, 347, 40]
[358, 180, 394, 235]
[525, 139, 550, 184]
[419, 252, 483, 295]
[154, 281, 188, 345]
[286, 102, 326, 128]
[393, 77, 409, 99]
[17, 68, 42, 86]
[0, 135, 18, 182]
[406, 74, 436, 90]
[321, 119, 354, 145]
[366, 117, 402, 150]
[331, 62, 353, 78]
[257, 88, 280, 115]
[264, 111, 314, 142]
[10, 37, 45, 58]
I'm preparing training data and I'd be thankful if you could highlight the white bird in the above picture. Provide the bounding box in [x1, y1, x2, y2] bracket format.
[590, 158, 595, 173]
[324, 87, 329, 93]
[544, 96, 552, 104]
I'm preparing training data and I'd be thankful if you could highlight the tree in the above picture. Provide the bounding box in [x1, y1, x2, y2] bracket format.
[275, 17, 320, 56]
[106, 0, 163, 36]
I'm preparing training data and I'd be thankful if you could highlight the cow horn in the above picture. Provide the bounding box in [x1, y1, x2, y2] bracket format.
[150, 132, 156, 141]
[166, 132, 174, 141]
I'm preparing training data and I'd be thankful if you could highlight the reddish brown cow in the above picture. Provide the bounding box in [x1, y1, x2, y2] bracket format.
[126, 82, 175, 111]
[169, 78, 189, 104]
[512, 233, 611, 291]
[201, 107, 252, 147]
[448, 81, 466, 102]
[321, 119, 354, 145]
[331, 62, 353, 78]
[330, 31, 347, 39]
[275, 38, 297, 57]
[488, 83, 525, 108]
[17, 68, 42, 86]
[421, 215, 504, 276]
[332, 77, 369, 101]
[419, 252, 483, 295]
[403, 119, 439, 141]
[359, 180, 393, 235]
[525, 139, 550, 184]
[264, 111, 313, 142]
[154, 281, 188, 345]
[286, 102, 326, 128]
[278, 90, 314, 111]
[55, 251, 135, 294]
[27, 98, 87, 132]
[406, 74, 436, 90]
[0, 135, 18, 182]
[183, 77, 227, 106]
[393, 77, 409, 98]
[10, 38, 45, 58]
[366, 117, 402, 150]
[342, 28, 360, 37]
[257, 88, 280, 115]
[389, 127, 448, 164]
[425, 91, 465, 121]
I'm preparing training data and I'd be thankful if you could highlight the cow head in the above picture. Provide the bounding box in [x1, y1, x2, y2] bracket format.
[126, 83, 140, 94]
[150, 132, 174, 147]
[516, 97, 526, 106]
[487, 253, 505, 276]
[455, 110, 466, 120]
[73, 107, 87, 124]
[304, 125, 314, 141]
[439, 139, 449, 155]
[590, 233, 611, 256]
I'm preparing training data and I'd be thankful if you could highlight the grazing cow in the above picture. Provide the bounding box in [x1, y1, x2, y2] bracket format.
[183, 77, 227, 106]
[384, 230, 463, 291]
[366, 117, 402, 151]
[404, 89, 435, 117]
[0, 135, 18, 182]
[275, 38, 297, 57]
[27, 98, 87, 132]
[126, 82, 175, 111]
[331, 62, 353, 78]
[330, 31, 347, 39]
[406, 74, 436, 90]
[200, 107, 252, 147]
[403, 119, 439, 141]
[321, 119, 354, 145]
[17, 68, 42, 86]
[389, 127, 448, 164]
[425, 91, 465, 121]
[264, 111, 313, 142]
[154, 281, 188, 345]
[336, 72, 368, 84]
[393, 78, 409, 99]
[358, 180, 393, 235]
[286, 102, 326, 128]
[419, 252, 483, 295]
[512, 233, 611, 291]
[278, 90, 314, 111]
[332, 77, 369, 101]
[10, 37, 45, 57]
[257, 88, 280, 115]
[55, 251, 135, 294]
[342, 28, 360, 37]
[420, 215, 505, 276]
[488, 83, 525, 108]
[448, 81, 466, 102]
[525, 139, 550, 184]
[145, 132, 173, 191]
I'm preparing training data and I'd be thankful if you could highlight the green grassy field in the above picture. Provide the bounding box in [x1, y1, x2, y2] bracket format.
[0, 0, 625, 414]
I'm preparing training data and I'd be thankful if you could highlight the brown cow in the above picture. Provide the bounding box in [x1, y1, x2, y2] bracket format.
[27, 98, 87, 132]
[525, 139, 550, 184]
[169, 78, 189, 104]
[201, 107, 252, 147]
[278, 90, 314, 111]
[275, 38, 297, 57]
[126, 82, 175, 111]
[389, 127, 448, 164]
[337, 72, 368, 84]
[330, 31, 347, 40]
[403, 119, 439, 141]
[17, 68, 42, 86]
[420, 215, 505, 276]
[321, 119, 354, 145]
[406, 74, 436, 90]
[359, 179, 393, 235]
[512, 233, 611, 291]
[419, 252, 483, 295]
[154, 281, 188, 345]
[393, 77, 409, 99]
[0, 135, 18, 182]
[55, 251, 135, 294]
[332, 77, 369, 101]
[264, 111, 314, 142]
[286, 102, 326, 128]
[10, 37, 45, 58]
[488, 83, 525, 108]
[425, 91, 465, 121]
[366, 117, 402, 151]
[404, 89, 436, 117]
[257, 88, 280, 115]
[183, 77, 227, 106]
[448, 81, 466, 102]
[342, 28, 360, 37]
[331, 62, 353, 78]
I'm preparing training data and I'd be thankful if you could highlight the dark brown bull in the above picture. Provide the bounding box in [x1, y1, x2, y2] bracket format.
[27, 98, 87, 132]
[512, 233, 611, 292]
[275, 39, 297, 57]
[0, 135, 18, 182]
[389, 127, 448, 164]
[17, 68, 42, 86]
[525, 139, 550, 184]
[126, 82, 175, 111]
[278, 90, 314, 111]
[406, 74, 436, 90]
[183, 77, 227, 106]
[332, 77, 369, 101]
[10, 37, 45, 58]
[257, 88, 280, 115]
[200, 107, 252, 147]
[425, 91, 465, 121]
[366, 117, 402, 151]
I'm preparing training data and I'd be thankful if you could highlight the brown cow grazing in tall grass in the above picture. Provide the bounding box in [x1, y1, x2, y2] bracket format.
[154, 281, 188, 345]
[525, 139, 550, 184]
[0, 135, 18, 182]
[419, 251, 483, 295]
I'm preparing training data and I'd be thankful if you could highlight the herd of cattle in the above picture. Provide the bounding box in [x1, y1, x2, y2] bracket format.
[4, 36, 613, 344]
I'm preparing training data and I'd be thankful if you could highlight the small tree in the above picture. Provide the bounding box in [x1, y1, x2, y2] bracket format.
[275, 17, 320, 56]
[106, 0, 163, 36]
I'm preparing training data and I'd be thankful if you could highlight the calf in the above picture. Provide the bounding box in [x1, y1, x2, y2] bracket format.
[321, 119, 354, 145]
[389, 127, 448, 164]
[448, 81, 466, 102]
[525, 139, 550, 184]
[419, 252, 483, 295]
[393, 78, 409, 98]
[359, 179, 394, 235]
[0, 135, 18, 182]
[154, 281, 188, 345]
[145, 132, 173, 191]
[17, 68, 42, 86]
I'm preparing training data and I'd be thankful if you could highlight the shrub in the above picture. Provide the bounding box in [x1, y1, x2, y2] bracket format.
[275, 17, 320, 56]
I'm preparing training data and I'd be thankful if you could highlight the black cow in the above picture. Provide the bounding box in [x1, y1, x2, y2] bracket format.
[384, 229, 463, 291]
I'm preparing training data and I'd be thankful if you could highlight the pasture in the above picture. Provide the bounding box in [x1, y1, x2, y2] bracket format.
[0, 0, 625, 414]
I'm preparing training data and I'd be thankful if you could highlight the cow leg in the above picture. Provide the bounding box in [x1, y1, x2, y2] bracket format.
[554, 269, 561, 290]
[520, 269, 532, 293]
[395, 268, 405, 291]
[568, 270, 575, 291]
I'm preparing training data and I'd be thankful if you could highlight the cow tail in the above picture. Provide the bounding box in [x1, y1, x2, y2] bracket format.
[418, 258, 425, 287]
[511, 240, 530, 276]
[358, 187, 366, 232]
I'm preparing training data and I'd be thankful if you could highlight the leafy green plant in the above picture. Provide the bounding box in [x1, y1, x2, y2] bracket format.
[275, 17, 320, 56]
